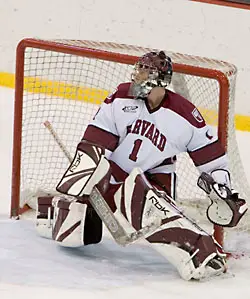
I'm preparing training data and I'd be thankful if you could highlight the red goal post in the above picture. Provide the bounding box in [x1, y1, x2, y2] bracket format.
[12, 38, 250, 247]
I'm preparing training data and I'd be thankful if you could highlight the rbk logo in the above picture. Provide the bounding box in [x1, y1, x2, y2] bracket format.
[148, 196, 169, 216]
[69, 152, 83, 173]
[122, 106, 138, 113]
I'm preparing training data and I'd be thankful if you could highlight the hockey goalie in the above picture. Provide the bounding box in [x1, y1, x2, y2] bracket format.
[36, 51, 247, 281]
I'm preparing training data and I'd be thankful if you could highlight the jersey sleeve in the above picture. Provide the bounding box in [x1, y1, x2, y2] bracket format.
[82, 88, 120, 158]
[187, 124, 228, 174]
[167, 93, 229, 175]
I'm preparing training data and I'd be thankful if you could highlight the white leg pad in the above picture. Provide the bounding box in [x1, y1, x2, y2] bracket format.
[150, 237, 222, 280]
[112, 167, 226, 280]
[36, 206, 54, 239]
[52, 196, 87, 247]
[36, 196, 55, 239]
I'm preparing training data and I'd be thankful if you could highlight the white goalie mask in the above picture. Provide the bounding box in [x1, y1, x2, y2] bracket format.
[131, 51, 173, 98]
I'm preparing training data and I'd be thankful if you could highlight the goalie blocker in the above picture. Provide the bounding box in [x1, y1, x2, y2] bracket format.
[36, 140, 230, 280]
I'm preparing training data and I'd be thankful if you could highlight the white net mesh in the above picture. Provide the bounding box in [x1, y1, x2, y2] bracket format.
[14, 39, 250, 249]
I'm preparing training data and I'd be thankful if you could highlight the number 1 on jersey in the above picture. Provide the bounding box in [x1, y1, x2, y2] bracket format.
[129, 139, 142, 162]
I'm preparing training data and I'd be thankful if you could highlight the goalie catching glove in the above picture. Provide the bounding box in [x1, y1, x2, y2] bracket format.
[197, 170, 248, 227]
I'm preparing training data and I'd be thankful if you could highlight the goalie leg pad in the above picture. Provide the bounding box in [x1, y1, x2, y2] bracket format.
[112, 168, 226, 280]
[113, 168, 182, 230]
[147, 228, 226, 280]
[52, 196, 102, 247]
[56, 140, 111, 197]
[36, 196, 54, 239]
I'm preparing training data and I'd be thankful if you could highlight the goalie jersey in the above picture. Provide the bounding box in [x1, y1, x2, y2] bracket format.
[83, 82, 228, 183]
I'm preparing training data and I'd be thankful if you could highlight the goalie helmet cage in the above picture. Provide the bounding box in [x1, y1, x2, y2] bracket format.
[12, 38, 250, 248]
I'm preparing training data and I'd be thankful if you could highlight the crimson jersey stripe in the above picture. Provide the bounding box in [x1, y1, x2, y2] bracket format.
[109, 160, 128, 182]
[83, 125, 119, 152]
[151, 156, 176, 168]
[188, 140, 225, 166]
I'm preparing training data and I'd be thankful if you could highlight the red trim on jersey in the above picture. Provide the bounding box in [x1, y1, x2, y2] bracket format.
[104, 82, 134, 104]
[188, 140, 225, 166]
[83, 125, 119, 152]
[109, 160, 129, 182]
[163, 90, 206, 128]
[152, 156, 177, 168]
[145, 96, 166, 114]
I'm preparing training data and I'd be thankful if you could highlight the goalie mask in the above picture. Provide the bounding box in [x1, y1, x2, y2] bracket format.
[131, 51, 173, 98]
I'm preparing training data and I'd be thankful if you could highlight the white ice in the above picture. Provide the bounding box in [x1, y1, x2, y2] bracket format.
[1, 87, 250, 299]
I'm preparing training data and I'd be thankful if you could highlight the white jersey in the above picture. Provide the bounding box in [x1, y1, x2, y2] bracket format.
[83, 82, 227, 181]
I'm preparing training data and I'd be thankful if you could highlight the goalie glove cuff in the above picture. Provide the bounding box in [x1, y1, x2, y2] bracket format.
[210, 169, 231, 189]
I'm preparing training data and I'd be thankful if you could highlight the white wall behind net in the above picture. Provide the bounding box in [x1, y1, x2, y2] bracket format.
[1, 0, 250, 114]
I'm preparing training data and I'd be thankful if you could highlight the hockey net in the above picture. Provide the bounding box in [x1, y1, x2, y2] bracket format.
[12, 38, 250, 250]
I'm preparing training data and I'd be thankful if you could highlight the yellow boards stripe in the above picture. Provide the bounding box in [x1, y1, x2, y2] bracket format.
[23, 77, 109, 105]
[0, 72, 15, 88]
[0, 72, 250, 132]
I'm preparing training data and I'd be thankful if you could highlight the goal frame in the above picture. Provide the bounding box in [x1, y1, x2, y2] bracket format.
[12, 38, 231, 245]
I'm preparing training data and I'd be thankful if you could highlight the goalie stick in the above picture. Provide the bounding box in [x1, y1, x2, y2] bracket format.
[43, 120, 161, 246]
[43, 121, 72, 162]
